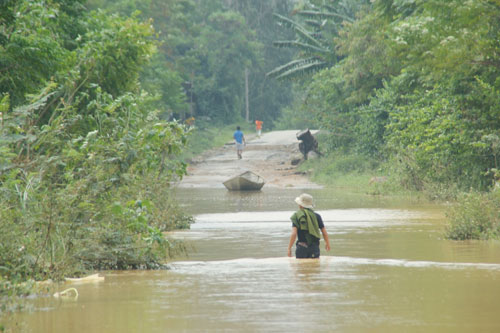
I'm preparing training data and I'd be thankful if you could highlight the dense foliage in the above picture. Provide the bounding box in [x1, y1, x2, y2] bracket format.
[0, 0, 193, 298]
[281, 0, 500, 194]
[446, 189, 500, 240]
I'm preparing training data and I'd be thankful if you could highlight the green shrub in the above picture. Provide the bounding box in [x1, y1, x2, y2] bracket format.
[300, 152, 379, 189]
[445, 190, 500, 240]
[0, 174, 192, 285]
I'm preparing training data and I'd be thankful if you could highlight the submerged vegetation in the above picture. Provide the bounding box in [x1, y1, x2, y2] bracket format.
[445, 190, 500, 241]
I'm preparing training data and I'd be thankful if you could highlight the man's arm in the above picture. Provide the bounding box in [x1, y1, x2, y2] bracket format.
[321, 227, 331, 252]
[287, 227, 297, 257]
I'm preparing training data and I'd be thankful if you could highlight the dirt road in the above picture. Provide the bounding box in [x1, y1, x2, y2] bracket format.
[177, 130, 321, 189]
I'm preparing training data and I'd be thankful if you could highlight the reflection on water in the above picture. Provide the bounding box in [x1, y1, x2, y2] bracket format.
[4, 188, 500, 332]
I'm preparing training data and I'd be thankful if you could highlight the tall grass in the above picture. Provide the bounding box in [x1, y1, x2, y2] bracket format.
[298, 152, 408, 195]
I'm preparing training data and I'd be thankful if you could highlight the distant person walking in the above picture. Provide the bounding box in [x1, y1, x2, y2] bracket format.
[255, 120, 263, 138]
[233, 126, 246, 159]
[287, 193, 330, 258]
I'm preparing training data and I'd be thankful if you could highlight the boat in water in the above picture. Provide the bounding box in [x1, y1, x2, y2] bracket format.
[223, 171, 265, 191]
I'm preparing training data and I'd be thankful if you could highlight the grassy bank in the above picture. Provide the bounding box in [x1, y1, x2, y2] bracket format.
[298, 151, 419, 197]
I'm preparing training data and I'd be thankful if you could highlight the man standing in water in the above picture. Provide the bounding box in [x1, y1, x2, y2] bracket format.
[287, 193, 331, 258]
[233, 126, 246, 159]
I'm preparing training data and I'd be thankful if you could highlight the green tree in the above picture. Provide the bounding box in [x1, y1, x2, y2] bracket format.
[0, 0, 79, 107]
[0, 2, 191, 286]
[380, 0, 500, 190]
[223, 0, 296, 126]
[300, 0, 500, 192]
[87, 0, 193, 119]
[188, 10, 261, 121]
[89, 0, 283, 124]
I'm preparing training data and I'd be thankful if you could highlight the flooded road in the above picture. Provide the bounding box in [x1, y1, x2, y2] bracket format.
[6, 188, 500, 332]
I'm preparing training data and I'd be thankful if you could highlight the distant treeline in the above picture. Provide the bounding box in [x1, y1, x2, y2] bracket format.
[84, 0, 296, 126]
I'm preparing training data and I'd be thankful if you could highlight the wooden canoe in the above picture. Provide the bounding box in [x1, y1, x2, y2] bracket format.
[223, 171, 265, 191]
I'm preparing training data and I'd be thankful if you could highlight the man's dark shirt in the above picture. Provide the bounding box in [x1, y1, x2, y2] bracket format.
[292, 212, 324, 245]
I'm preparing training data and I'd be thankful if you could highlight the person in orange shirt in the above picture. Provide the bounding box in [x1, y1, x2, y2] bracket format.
[255, 120, 263, 138]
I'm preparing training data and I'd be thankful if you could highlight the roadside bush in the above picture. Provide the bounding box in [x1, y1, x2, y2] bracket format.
[0, 9, 193, 292]
[445, 190, 500, 240]
[309, 136, 381, 175]
[0, 174, 191, 282]
[300, 152, 381, 189]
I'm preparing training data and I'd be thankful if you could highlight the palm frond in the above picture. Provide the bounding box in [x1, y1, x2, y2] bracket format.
[272, 40, 330, 55]
[273, 13, 305, 30]
[266, 59, 312, 78]
[293, 24, 326, 49]
[297, 10, 354, 23]
[305, 19, 328, 28]
[273, 60, 328, 80]
[274, 13, 327, 49]
[268, 1, 363, 81]
[324, 1, 356, 15]
[266, 57, 327, 80]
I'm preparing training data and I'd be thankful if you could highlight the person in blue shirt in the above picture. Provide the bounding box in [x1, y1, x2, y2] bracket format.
[233, 126, 246, 159]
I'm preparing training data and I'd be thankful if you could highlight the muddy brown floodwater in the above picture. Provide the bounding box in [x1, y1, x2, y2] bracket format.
[4, 131, 500, 332]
